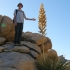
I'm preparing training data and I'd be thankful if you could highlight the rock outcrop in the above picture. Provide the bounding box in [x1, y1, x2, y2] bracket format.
[21, 32, 52, 53]
[0, 15, 59, 70]
[0, 38, 55, 70]
[1, 41, 42, 58]
[21, 32, 48, 45]
[0, 42, 39, 70]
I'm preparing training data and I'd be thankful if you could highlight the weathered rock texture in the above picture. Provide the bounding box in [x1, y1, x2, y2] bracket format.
[21, 32, 47, 45]
[21, 41, 41, 54]
[21, 32, 52, 53]
[0, 15, 15, 41]
[0, 52, 36, 70]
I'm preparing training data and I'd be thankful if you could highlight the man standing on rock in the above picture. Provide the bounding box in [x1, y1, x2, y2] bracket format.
[13, 3, 36, 46]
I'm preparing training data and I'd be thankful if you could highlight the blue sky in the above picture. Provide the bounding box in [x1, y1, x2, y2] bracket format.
[0, 0, 70, 60]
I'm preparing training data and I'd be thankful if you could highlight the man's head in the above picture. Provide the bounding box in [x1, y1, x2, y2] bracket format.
[17, 3, 23, 9]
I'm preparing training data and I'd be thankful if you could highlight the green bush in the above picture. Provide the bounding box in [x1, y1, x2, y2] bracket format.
[35, 56, 70, 70]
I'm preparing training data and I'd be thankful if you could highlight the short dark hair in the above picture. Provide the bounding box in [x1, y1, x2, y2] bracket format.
[17, 3, 23, 7]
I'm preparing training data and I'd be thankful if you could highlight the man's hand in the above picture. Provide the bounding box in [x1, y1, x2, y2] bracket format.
[32, 18, 36, 21]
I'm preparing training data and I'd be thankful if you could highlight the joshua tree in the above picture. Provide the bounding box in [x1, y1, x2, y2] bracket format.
[38, 3, 47, 57]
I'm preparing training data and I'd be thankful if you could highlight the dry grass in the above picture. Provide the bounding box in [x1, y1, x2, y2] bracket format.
[35, 55, 70, 70]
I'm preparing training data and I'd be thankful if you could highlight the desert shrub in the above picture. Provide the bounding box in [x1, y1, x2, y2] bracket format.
[35, 55, 70, 70]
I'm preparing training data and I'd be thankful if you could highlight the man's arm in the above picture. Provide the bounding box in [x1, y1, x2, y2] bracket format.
[25, 17, 36, 21]
[24, 12, 36, 21]
[25, 17, 33, 20]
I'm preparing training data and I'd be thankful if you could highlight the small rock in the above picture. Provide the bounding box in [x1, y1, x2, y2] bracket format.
[30, 50, 39, 58]
[0, 46, 5, 52]
[47, 49, 58, 62]
[21, 32, 32, 41]
[12, 46, 30, 53]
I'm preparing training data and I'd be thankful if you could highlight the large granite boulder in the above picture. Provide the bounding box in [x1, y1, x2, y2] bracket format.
[21, 32, 51, 46]
[0, 15, 15, 41]
[0, 52, 36, 70]
[0, 37, 6, 45]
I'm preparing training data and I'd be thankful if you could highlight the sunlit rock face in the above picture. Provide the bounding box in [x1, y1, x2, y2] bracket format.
[0, 15, 15, 41]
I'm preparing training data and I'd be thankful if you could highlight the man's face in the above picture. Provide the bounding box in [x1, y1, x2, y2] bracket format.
[18, 4, 22, 9]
